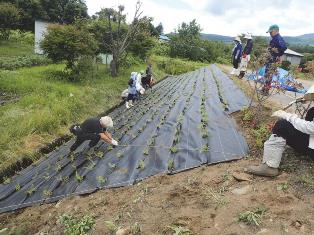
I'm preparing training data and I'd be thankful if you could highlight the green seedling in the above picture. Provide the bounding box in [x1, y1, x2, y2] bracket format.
[202, 144, 210, 152]
[167, 159, 174, 171]
[26, 186, 36, 196]
[55, 163, 62, 172]
[131, 222, 142, 234]
[107, 145, 114, 151]
[86, 161, 96, 170]
[96, 176, 107, 184]
[75, 171, 84, 183]
[3, 177, 11, 184]
[104, 220, 119, 232]
[116, 152, 123, 159]
[62, 176, 70, 183]
[137, 160, 145, 170]
[277, 182, 289, 191]
[170, 146, 178, 154]
[108, 162, 116, 168]
[69, 153, 76, 162]
[167, 225, 193, 235]
[44, 173, 51, 180]
[143, 148, 149, 156]
[15, 183, 21, 191]
[238, 205, 267, 226]
[95, 151, 104, 159]
[43, 189, 52, 198]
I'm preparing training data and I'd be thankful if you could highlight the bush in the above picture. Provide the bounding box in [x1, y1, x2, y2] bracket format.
[0, 3, 20, 40]
[120, 54, 142, 68]
[151, 42, 170, 56]
[9, 30, 34, 44]
[41, 24, 98, 73]
[152, 55, 206, 75]
[70, 56, 98, 81]
[0, 55, 52, 70]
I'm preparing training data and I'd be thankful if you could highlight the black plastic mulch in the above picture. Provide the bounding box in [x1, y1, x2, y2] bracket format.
[0, 65, 250, 213]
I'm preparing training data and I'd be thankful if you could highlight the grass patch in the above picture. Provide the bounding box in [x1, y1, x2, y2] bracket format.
[0, 40, 34, 58]
[152, 55, 207, 75]
[238, 205, 267, 226]
[59, 214, 95, 235]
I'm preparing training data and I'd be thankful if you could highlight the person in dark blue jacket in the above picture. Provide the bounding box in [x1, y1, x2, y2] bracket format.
[262, 24, 287, 94]
[239, 33, 253, 78]
[230, 36, 243, 75]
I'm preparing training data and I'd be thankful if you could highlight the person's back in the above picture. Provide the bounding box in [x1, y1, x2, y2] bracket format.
[243, 39, 253, 56]
[80, 117, 105, 134]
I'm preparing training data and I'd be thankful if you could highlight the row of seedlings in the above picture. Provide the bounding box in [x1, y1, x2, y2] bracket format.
[136, 75, 193, 171]
[200, 76, 211, 154]
[167, 75, 199, 173]
[210, 69, 229, 111]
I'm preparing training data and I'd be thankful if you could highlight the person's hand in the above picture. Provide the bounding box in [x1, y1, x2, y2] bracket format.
[242, 54, 247, 58]
[271, 110, 288, 119]
[111, 139, 118, 146]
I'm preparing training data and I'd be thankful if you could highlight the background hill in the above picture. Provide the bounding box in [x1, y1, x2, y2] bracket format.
[201, 33, 314, 46]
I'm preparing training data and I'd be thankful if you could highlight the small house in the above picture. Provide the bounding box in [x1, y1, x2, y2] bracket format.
[282, 48, 304, 66]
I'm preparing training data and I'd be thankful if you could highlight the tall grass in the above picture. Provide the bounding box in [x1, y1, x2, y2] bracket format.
[151, 55, 207, 75]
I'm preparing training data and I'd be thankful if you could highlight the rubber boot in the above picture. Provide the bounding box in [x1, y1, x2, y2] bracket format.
[239, 71, 245, 79]
[246, 134, 286, 177]
[246, 163, 279, 177]
[230, 68, 236, 75]
[126, 101, 130, 109]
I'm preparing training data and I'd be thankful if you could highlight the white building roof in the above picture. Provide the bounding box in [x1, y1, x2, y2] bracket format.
[284, 48, 304, 57]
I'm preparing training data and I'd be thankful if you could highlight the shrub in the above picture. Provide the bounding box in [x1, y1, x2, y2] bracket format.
[151, 55, 206, 75]
[9, 30, 34, 44]
[120, 54, 142, 68]
[59, 214, 95, 235]
[0, 3, 20, 40]
[41, 24, 98, 74]
[151, 42, 170, 56]
[0, 55, 52, 70]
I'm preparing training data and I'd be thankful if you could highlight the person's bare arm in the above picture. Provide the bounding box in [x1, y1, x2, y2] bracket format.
[99, 133, 112, 144]
[104, 131, 112, 140]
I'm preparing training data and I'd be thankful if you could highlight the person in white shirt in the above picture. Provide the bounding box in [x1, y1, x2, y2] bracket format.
[247, 108, 314, 177]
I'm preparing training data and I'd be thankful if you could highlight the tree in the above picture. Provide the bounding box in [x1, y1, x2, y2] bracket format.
[0, 2, 20, 40]
[2, 0, 88, 31]
[41, 24, 98, 77]
[102, 1, 145, 76]
[40, 0, 88, 24]
[169, 19, 203, 61]
[155, 22, 163, 35]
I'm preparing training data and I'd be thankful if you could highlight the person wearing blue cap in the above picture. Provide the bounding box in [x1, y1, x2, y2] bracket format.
[262, 24, 287, 94]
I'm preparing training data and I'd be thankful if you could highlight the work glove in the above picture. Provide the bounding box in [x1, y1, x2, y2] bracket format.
[271, 110, 290, 120]
[111, 139, 118, 146]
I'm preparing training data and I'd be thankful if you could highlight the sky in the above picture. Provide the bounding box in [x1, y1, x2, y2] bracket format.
[85, 0, 314, 36]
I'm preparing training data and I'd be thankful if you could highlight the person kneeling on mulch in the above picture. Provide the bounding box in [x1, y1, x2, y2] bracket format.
[247, 108, 314, 177]
[70, 116, 118, 152]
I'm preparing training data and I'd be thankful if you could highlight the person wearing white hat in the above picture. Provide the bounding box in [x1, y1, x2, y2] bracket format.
[126, 72, 138, 109]
[239, 33, 253, 78]
[231, 36, 242, 75]
[69, 116, 118, 152]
